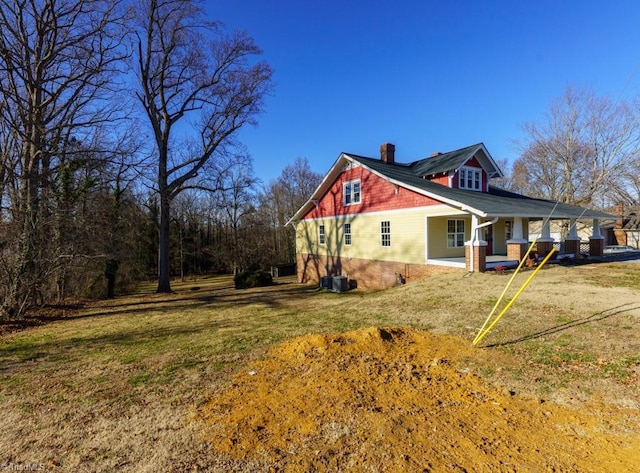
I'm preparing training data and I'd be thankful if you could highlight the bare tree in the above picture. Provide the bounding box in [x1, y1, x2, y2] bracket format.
[511, 86, 640, 207]
[213, 153, 260, 275]
[133, 0, 273, 293]
[0, 0, 129, 317]
[259, 157, 322, 264]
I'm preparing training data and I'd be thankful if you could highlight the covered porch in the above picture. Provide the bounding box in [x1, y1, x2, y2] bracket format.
[427, 214, 613, 273]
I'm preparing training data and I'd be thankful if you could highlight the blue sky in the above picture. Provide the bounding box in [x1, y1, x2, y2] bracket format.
[209, 1, 640, 183]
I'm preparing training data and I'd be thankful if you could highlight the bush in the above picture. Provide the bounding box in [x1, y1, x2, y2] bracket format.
[234, 270, 273, 289]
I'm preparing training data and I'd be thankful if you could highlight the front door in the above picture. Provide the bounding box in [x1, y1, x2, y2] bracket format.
[484, 226, 493, 256]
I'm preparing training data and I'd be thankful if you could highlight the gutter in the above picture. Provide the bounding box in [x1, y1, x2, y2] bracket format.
[468, 216, 499, 275]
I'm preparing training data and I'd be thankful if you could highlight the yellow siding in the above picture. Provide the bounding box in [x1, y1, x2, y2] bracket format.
[427, 217, 470, 258]
[492, 219, 531, 255]
[297, 211, 428, 264]
[298, 212, 483, 263]
[494, 219, 507, 255]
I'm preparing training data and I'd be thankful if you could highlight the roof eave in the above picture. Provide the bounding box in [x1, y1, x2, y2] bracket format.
[286, 152, 355, 225]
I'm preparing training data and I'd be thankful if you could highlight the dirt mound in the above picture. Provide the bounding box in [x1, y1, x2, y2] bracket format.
[200, 327, 640, 472]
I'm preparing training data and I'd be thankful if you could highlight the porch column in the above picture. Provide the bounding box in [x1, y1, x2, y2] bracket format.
[471, 214, 485, 244]
[536, 220, 555, 259]
[465, 240, 487, 273]
[506, 217, 528, 261]
[564, 219, 581, 258]
[589, 218, 604, 257]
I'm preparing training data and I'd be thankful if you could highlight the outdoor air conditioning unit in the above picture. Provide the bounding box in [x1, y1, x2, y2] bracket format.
[320, 276, 333, 289]
[332, 275, 348, 293]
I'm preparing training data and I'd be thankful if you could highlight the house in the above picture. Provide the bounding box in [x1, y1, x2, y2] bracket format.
[287, 143, 616, 290]
[602, 203, 640, 249]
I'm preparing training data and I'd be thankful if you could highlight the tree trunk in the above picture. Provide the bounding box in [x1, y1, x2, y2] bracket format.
[105, 259, 119, 299]
[3, 163, 40, 318]
[157, 188, 172, 293]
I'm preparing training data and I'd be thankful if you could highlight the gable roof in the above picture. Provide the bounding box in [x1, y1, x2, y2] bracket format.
[409, 143, 502, 179]
[288, 144, 616, 224]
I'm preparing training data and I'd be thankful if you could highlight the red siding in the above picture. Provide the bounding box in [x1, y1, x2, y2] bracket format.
[429, 175, 449, 186]
[466, 156, 482, 168]
[302, 166, 442, 220]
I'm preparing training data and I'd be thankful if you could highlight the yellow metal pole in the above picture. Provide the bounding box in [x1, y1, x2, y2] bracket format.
[473, 247, 556, 346]
[472, 238, 539, 345]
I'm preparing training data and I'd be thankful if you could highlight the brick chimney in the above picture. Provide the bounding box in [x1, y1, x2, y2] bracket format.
[614, 202, 627, 245]
[615, 203, 624, 229]
[380, 143, 395, 164]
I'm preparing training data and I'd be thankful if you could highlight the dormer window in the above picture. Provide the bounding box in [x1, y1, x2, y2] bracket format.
[343, 179, 361, 205]
[459, 167, 482, 191]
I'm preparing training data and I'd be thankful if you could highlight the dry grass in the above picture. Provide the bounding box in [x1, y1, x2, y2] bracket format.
[1, 263, 639, 471]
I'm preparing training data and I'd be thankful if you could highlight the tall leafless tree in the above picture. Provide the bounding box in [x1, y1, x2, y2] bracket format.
[511, 86, 640, 208]
[0, 0, 129, 317]
[259, 157, 322, 264]
[133, 0, 273, 293]
[213, 153, 259, 275]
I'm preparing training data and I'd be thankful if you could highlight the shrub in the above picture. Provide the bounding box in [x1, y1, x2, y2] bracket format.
[234, 270, 273, 289]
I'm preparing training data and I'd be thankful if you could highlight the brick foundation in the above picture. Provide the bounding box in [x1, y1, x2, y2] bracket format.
[464, 243, 486, 273]
[536, 240, 555, 259]
[506, 241, 527, 262]
[296, 253, 461, 290]
[589, 237, 604, 257]
[564, 238, 580, 258]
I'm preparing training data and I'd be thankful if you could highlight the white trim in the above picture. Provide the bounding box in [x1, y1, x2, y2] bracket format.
[343, 178, 361, 206]
[343, 222, 352, 246]
[447, 218, 466, 248]
[458, 143, 503, 179]
[340, 154, 489, 217]
[380, 220, 391, 247]
[591, 219, 602, 239]
[427, 258, 466, 268]
[424, 216, 429, 264]
[286, 151, 505, 225]
[297, 204, 466, 223]
[458, 166, 482, 191]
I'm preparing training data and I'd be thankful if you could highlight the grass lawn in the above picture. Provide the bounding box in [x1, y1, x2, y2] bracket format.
[1, 263, 639, 471]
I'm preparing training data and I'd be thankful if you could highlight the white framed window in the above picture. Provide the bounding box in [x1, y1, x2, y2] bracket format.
[344, 223, 352, 246]
[343, 179, 361, 205]
[459, 167, 482, 191]
[447, 219, 465, 248]
[319, 224, 325, 245]
[381, 221, 391, 247]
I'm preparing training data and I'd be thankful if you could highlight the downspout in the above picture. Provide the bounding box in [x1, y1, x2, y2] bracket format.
[466, 216, 499, 276]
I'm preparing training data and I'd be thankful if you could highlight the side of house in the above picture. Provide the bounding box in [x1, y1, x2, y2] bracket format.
[288, 143, 614, 290]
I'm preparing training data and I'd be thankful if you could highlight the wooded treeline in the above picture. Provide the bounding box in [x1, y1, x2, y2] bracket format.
[0, 0, 320, 318]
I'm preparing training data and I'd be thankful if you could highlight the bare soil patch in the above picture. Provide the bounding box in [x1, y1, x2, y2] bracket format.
[200, 326, 640, 472]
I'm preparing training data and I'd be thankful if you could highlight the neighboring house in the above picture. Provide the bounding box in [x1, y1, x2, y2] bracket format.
[602, 204, 640, 249]
[287, 143, 615, 290]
